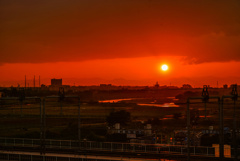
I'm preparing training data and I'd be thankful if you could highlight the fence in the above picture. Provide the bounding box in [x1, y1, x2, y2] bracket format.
[1, 137, 236, 157]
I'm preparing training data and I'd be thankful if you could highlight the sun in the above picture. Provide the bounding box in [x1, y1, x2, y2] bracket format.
[161, 64, 168, 71]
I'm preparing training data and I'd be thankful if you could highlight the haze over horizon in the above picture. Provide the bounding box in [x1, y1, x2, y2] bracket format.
[1, 0, 240, 87]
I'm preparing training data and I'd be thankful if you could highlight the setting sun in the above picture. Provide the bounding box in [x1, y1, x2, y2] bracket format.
[161, 64, 168, 71]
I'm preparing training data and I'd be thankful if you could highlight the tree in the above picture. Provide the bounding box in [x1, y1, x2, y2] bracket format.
[106, 110, 131, 126]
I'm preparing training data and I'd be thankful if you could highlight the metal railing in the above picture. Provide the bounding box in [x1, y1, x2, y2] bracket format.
[1, 137, 238, 157]
[0, 152, 119, 161]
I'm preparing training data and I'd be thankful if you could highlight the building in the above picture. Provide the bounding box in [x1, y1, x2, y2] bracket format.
[51, 79, 62, 86]
[100, 84, 112, 87]
[182, 84, 192, 89]
[223, 84, 228, 89]
[154, 82, 159, 88]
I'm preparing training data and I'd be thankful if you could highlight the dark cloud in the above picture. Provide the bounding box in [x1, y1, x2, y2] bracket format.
[0, 0, 240, 64]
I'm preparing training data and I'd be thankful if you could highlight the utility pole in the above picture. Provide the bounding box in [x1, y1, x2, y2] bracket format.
[40, 98, 46, 155]
[187, 98, 190, 161]
[25, 75, 26, 89]
[220, 84, 239, 161]
[45, 95, 81, 152]
[231, 84, 238, 161]
[34, 75, 35, 89]
[202, 85, 209, 119]
[78, 97, 81, 151]
[187, 87, 220, 161]
[219, 97, 224, 161]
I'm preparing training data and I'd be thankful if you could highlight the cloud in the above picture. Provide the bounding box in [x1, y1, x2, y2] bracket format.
[0, 0, 240, 64]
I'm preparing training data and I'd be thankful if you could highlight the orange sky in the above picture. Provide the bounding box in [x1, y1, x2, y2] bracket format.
[0, 0, 240, 87]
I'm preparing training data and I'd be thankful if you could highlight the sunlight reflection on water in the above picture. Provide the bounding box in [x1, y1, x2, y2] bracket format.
[98, 98, 135, 103]
[99, 98, 179, 107]
[138, 103, 179, 107]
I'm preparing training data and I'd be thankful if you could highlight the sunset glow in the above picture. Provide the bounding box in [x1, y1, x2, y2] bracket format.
[0, 0, 239, 87]
[1, 1, 240, 158]
[161, 64, 168, 71]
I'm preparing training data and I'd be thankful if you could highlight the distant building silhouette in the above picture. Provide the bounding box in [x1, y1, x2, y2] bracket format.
[182, 84, 192, 89]
[223, 84, 228, 89]
[51, 78, 62, 86]
[154, 82, 159, 88]
[100, 84, 112, 87]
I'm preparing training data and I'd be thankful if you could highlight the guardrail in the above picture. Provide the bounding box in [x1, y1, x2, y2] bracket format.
[0, 152, 119, 161]
[1, 137, 237, 158]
